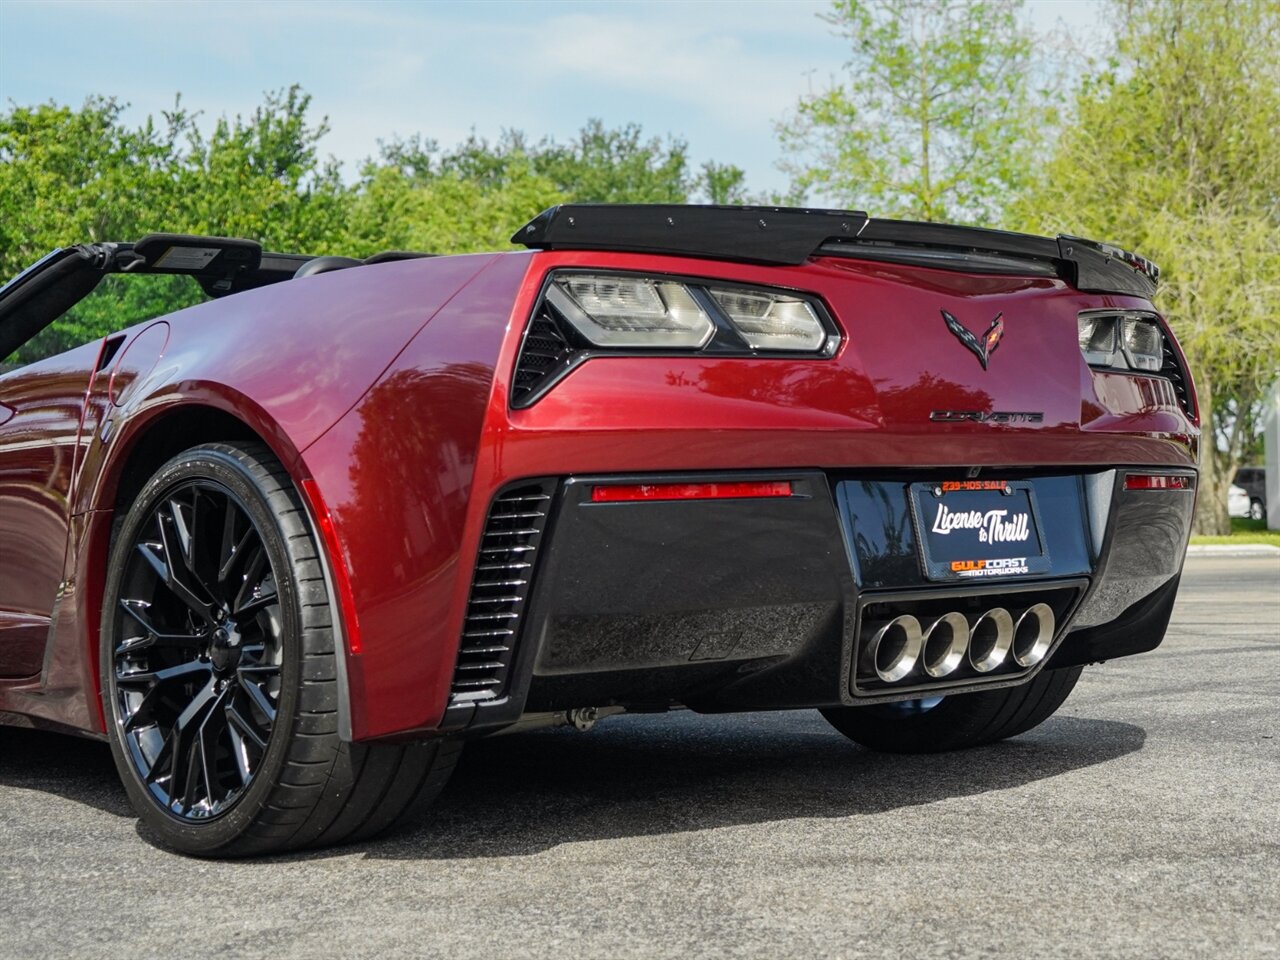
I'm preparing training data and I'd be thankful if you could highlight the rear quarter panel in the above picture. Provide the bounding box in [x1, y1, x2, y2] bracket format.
[77, 253, 501, 514]
[8, 253, 501, 736]
[300, 253, 534, 739]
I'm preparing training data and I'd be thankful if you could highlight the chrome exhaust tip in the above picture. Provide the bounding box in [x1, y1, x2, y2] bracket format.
[921, 612, 969, 678]
[968, 608, 1014, 673]
[864, 615, 924, 683]
[1012, 603, 1055, 667]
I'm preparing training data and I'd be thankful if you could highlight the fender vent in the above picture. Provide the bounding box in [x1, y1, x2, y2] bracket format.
[449, 481, 556, 703]
[1160, 338, 1196, 420]
[511, 306, 578, 408]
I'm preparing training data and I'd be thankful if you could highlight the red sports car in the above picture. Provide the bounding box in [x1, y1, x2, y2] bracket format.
[0, 205, 1197, 856]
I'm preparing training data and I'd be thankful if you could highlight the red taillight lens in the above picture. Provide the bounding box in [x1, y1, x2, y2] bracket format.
[1124, 473, 1195, 491]
[591, 481, 794, 503]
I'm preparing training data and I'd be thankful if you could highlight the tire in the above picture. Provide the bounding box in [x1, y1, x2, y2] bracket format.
[1249, 499, 1265, 521]
[819, 666, 1083, 754]
[100, 441, 460, 857]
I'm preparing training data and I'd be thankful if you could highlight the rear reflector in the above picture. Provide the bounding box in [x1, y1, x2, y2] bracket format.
[591, 481, 794, 503]
[1124, 473, 1194, 491]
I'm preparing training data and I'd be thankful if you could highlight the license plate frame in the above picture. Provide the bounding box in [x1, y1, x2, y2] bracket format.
[908, 480, 1052, 581]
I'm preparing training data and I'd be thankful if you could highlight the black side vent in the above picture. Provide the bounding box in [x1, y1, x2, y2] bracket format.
[511, 306, 580, 408]
[450, 481, 556, 703]
[1160, 338, 1195, 420]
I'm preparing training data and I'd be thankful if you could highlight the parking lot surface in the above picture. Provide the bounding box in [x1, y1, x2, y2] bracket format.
[2, 555, 1277, 959]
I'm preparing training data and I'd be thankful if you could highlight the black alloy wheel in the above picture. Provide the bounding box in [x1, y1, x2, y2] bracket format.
[111, 479, 281, 820]
[102, 442, 461, 857]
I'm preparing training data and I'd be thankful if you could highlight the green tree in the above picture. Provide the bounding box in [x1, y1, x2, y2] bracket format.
[2, 98, 747, 366]
[777, 0, 1040, 222]
[532, 119, 694, 203]
[0, 87, 349, 362]
[1015, 0, 1280, 534]
[347, 118, 746, 255]
[343, 158, 564, 257]
[169, 86, 348, 253]
[371, 118, 737, 207]
[0, 98, 179, 278]
[698, 161, 750, 205]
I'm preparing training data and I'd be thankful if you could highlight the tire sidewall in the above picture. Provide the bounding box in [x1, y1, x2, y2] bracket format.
[100, 445, 305, 855]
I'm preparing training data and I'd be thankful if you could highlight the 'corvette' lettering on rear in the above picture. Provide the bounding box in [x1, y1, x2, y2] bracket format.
[929, 410, 1045, 423]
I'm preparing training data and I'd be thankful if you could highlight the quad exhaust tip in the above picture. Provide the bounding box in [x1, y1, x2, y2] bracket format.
[865, 615, 924, 683]
[1013, 603, 1055, 667]
[921, 612, 969, 678]
[861, 603, 1058, 683]
[967, 607, 1014, 673]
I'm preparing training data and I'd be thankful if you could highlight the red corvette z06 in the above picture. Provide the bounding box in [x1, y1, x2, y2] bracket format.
[0, 206, 1197, 856]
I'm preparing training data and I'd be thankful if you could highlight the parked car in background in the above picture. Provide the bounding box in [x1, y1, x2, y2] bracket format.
[1231, 467, 1267, 520]
[1228, 483, 1252, 518]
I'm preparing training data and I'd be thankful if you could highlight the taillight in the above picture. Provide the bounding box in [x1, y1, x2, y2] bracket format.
[547, 275, 715, 349]
[546, 272, 833, 354]
[512, 271, 840, 408]
[1077, 310, 1165, 373]
[704, 286, 828, 351]
[1124, 473, 1194, 491]
[1119, 316, 1163, 371]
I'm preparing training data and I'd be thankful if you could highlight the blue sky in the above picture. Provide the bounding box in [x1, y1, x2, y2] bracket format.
[0, 0, 1099, 197]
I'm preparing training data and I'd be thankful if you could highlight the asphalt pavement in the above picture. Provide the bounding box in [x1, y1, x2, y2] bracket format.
[1, 555, 1277, 959]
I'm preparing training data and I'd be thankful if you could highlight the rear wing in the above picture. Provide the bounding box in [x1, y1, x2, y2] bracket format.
[513, 204, 1159, 299]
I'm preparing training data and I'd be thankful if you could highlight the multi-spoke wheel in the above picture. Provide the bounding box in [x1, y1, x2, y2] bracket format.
[112, 480, 282, 820]
[101, 442, 461, 857]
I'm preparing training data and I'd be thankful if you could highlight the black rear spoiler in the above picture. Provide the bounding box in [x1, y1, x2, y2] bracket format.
[513, 204, 1159, 299]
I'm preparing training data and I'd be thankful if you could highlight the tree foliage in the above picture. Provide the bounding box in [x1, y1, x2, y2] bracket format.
[0, 89, 742, 362]
[1014, 0, 1280, 533]
[0, 88, 349, 363]
[777, 0, 1040, 221]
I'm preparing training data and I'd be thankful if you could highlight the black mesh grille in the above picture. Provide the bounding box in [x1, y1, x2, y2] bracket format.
[1160, 338, 1195, 419]
[511, 307, 578, 408]
[449, 481, 556, 703]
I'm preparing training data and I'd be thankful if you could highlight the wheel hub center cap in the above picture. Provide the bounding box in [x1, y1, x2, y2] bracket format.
[210, 620, 242, 673]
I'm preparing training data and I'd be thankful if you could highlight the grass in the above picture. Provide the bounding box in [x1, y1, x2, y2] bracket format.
[1190, 517, 1280, 547]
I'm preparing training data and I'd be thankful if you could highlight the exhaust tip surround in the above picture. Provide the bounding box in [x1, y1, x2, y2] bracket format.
[853, 585, 1080, 692]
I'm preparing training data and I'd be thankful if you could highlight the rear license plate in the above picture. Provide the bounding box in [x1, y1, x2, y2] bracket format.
[909, 480, 1051, 581]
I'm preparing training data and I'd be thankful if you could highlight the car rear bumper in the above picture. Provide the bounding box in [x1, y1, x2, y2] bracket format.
[439, 467, 1195, 735]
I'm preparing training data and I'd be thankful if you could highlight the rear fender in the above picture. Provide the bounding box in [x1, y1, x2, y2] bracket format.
[300, 252, 535, 740]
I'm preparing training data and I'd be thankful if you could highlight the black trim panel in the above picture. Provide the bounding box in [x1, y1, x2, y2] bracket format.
[442, 467, 1191, 735]
[1048, 574, 1181, 668]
